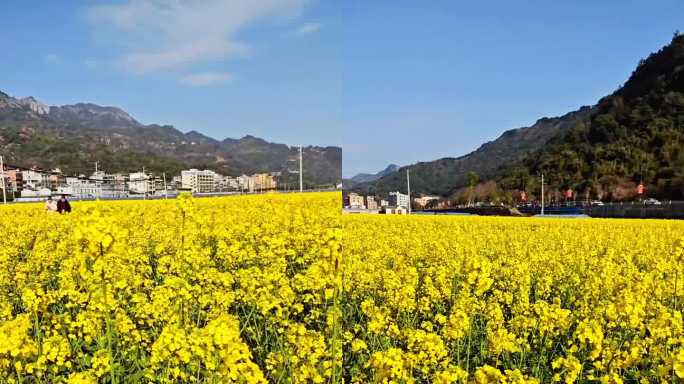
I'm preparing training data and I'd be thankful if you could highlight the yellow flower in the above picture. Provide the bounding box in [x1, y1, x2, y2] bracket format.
[674, 348, 684, 378]
[552, 355, 582, 383]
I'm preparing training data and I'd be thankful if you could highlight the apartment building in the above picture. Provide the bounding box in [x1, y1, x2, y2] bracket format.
[181, 169, 219, 193]
[388, 191, 410, 208]
[129, 172, 157, 195]
[344, 192, 365, 208]
[22, 169, 49, 190]
[252, 173, 277, 191]
[365, 195, 378, 210]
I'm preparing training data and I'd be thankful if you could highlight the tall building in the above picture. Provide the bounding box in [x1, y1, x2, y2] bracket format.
[49, 169, 65, 190]
[5, 169, 23, 193]
[344, 193, 365, 208]
[237, 175, 254, 192]
[181, 169, 219, 193]
[389, 191, 409, 208]
[253, 173, 276, 191]
[59, 177, 101, 198]
[366, 195, 378, 209]
[224, 177, 239, 190]
[112, 173, 128, 194]
[22, 169, 49, 190]
[129, 172, 156, 195]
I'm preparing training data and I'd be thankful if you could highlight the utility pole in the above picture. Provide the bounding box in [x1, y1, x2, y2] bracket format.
[163, 172, 168, 199]
[407, 168, 411, 214]
[94, 161, 100, 199]
[540, 173, 545, 216]
[142, 166, 146, 200]
[0, 156, 6, 205]
[299, 145, 303, 193]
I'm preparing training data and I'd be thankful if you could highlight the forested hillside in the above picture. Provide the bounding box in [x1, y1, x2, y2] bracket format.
[501, 33, 684, 200]
[352, 33, 684, 201]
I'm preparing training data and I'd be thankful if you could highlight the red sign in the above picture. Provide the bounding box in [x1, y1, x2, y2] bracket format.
[637, 183, 645, 195]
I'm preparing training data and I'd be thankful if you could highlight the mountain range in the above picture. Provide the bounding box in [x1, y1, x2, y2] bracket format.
[344, 164, 399, 189]
[350, 33, 684, 201]
[0, 91, 341, 186]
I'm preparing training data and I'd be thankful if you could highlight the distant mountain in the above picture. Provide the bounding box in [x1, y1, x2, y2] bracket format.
[344, 164, 400, 188]
[350, 107, 592, 196]
[49, 103, 141, 129]
[0, 91, 341, 186]
[352, 33, 684, 200]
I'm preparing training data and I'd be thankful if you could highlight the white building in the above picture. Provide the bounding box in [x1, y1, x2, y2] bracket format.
[388, 191, 410, 208]
[129, 172, 156, 195]
[237, 174, 254, 192]
[382, 206, 408, 215]
[181, 169, 219, 193]
[22, 170, 49, 190]
[252, 173, 276, 191]
[20, 188, 52, 198]
[224, 177, 239, 190]
[215, 176, 239, 192]
[365, 195, 378, 210]
[87, 171, 128, 198]
[344, 193, 365, 209]
[414, 195, 440, 208]
[58, 177, 101, 199]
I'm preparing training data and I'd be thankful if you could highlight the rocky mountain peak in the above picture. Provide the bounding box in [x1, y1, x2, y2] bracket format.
[48, 102, 141, 128]
[0, 88, 341, 185]
[18, 96, 49, 115]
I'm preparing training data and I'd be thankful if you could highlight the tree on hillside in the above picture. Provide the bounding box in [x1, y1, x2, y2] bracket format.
[467, 171, 478, 206]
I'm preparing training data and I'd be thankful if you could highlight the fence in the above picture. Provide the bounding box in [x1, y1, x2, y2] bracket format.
[584, 201, 684, 219]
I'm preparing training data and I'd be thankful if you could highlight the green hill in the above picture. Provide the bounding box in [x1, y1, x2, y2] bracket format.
[352, 33, 684, 201]
[501, 33, 684, 200]
[0, 91, 341, 187]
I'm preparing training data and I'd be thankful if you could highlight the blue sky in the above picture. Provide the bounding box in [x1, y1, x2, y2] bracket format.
[340, 0, 683, 176]
[0, 0, 341, 147]
[0, 1, 682, 178]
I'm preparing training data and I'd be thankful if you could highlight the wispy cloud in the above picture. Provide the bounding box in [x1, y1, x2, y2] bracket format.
[85, 0, 308, 74]
[180, 72, 234, 86]
[294, 22, 321, 36]
[44, 54, 59, 63]
[84, 59, 98, 69]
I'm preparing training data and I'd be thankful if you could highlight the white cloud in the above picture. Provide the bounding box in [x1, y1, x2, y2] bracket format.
[84, 59, 98, 69]
[44, 54, 59, 63]
[180, 72, 234, 86]
[294, 22, 321, 36]
[85, 0, 308, 74]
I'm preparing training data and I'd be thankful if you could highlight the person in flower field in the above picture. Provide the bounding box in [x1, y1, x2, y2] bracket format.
[57, 194, 71, 214]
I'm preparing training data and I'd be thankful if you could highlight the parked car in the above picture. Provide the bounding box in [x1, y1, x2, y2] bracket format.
[590, 200, 604, 206]
[643, 198, 662, 205]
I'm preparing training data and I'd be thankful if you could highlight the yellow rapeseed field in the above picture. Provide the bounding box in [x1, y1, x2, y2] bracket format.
[0, 192, 342, 383]
[2, 193, 684, 383]
[341, 215, 684, 383]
